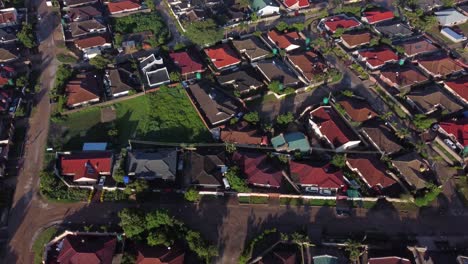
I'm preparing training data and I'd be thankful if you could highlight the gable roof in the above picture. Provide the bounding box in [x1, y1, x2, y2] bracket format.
[417, 55, 464, 77]
[362, 10, 394, 24]
[185, 152, 224, 186]
[127, 149, 177, 180]
[287, 51, 327, 82]
[358, 47, 398, 68]
[232, 36, 270, 61]
[271, 132, 311, 152]
[256, 59, 301, 87]
[380, 66, 428, 89]
[57, 235, 117, 264]
[188, 82, 237, 126]
[347, 155, 396, 189]
[361, 119, 403, 154]
[69, 19, 106, 38]
[309, 106, 359, 148]
[75, 34, 110, 49]
[368, 256, 411, 264]
[283, 0, 309, 9]
[374, 21, 412, 38]
[221, 122, 264, 145]
[267, 30, 302, 50]
[0, 48, 17, 62]
[216, 68, 263, 92]
[204, 43, 241, 70]
[169, 50, 205, 75]
[107, 0, 141, 14]
[391, 152, 431, 190]
[250, 0, 278, 10]
[401, 38, 438, 57]
[68, 4, 102, 21]
[65, 0, 97, 6]
[290, 161, 345, 188]
[66, 73, 102, 107]
[233, 152, 283, 188]
[406, 84, 463, 114]
[60, 151, 112, 181]
[340, 31, 372, 48]
[323, 15, 361, 33]
[444, 75, 468, 103]
[435, 8, 468, 26]
[439, 118, 468, 146]
[136, 244, 184, 264]
[336, 97, 377, 122]
[106, 68, 138, 95]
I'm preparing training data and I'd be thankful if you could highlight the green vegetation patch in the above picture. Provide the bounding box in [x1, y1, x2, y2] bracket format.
[111, 12, 170, 45]
[33, 227, 58, 264]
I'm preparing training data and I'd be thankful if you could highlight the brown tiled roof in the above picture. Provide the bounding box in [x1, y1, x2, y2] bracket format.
[220, 121, 263, 145]
[347, 155, 396, 189]
[380, 66, 428, 89]
[401, 38, 438, 57]
[66, 72, 102, 107]
[107, 0, 141, 14]
[75, 34, 109, 49]
[341, 31, 371, 48]
[0, 48, 17, 62]
[337, 97, 376, 122]
[287, 51, 327, 82]
[392, 152, 432, 190]
[418, 55, 464, 77]
[57, 235, 117, 264]
[406, 84, 463, 114]
[68, 4, 102, 21]
[136, 244, 185, 264]
[361, 119, 403, 154]
[0, 9, 16, 25]
[70, 19, 106, 38]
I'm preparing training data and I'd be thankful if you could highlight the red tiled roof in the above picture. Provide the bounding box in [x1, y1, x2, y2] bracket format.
[268, 30, 301, 50]
[363, 10, 394, 24]
[283, 0, 309, 9]
[444, 75, 468, 102]
[439, 118, 468, 146]
[66, 73, 102, 107]
[57, 235, 117, 264]
[0, 10, 16, 25]
[233, 152, 283, 188]
[347, 156, 396, 188]
[358, 48, 398, 68]
[75, 35, 109, 49]
[368, 256, 411, 264]
[60, 151, 112, 181]
[204, 44, 241, 70]
[290, 161, 345, 188]
[107, 0, 141, 14]
[310, 106, 356, 148]
[169, 50, 205, 75]
[323, 15, 361, 33]
[136, 244, 185, 264]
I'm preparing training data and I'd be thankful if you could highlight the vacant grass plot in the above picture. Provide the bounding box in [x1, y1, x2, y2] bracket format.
[49, 87, 211, 150]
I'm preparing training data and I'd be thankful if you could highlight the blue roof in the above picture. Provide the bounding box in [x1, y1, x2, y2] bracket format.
[83, 142, 108, 151]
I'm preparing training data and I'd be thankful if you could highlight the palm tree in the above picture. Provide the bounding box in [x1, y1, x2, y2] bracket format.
[379, 111, 393, 121]
[395, 128, 410, 139]
[345, 239, 364, 263]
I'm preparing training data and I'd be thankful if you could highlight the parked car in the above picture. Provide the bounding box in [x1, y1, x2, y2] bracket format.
[98, 176, 106, 186]
[304, 186, 319, 194]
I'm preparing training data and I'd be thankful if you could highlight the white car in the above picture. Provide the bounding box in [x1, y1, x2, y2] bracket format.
[98, 176, 106, 186]
[444, 139, 457, 150]
[305, 186, 319, 194]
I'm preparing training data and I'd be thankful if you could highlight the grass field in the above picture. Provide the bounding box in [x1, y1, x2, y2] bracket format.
[49, 87, 212, 150]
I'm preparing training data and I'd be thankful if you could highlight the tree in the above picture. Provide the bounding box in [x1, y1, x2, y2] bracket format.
[144, 0, 155, 10]
[276, 112, 294, 126]
[333, 27, 345, 37]
[380, 37, 392, 46]
[17, 23, 36, 48]
[184, 188, 200, 202]
[185, 19, 223, 46]
[53, 64, 74, 96]
[395, 45, 405, 54]
[291, 23, 304, 31]
[276, 21, 289, 32]
[124, 179, 149, 194]
[225, 166, 250, 192]
[147, 231, 174, 247]
[169, 71, 181, 82]
[250, 12, 259, 22]
[379, 111, 393, 121]
[331, 154, 346, 168]
[225, 142, 237, 153]
[186, 230, 218, 263]
[89, 55, 112, 70]
[341, 90, 353, 97]
[15, 75, 28, 88]
[413, 114, 435, 131]
[395, 128, 410, 139]
[268, 80, 284, 94]
[369, 37, 380, 47]
[345, 239, 362, 263]
[146, 210, 175, 229]
[243, 111, 260, 125]
[114, 167, 125, 183]
[442, 0, 454, 7]
[237, 0, 250, 9]
[118, 208, 147, 239]
[107, 127, 118, 137]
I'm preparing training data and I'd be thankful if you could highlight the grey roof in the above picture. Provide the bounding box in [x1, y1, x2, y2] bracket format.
[361, 119, 403, 154]
[184, 152, 224, 186]
[0, 28, 16, 42]
[232, 37, 270, 61]
[374, 21, 413, 39]
[216, 68, 263, 92]
[69, 19, 106, 38]
[435, 8, 468, 26]
[146, 67, 170, 87]
[392, 152, 432, 190]
[106, 68, 139, 95]
[68, 4, 102, 21]
[127, 149, 177, 180]
[406, 84, 463, 114]
[256, 59, 301, 87]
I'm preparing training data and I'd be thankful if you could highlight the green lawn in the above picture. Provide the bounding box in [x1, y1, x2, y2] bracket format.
[50, 87, 212, 150]
[33, 227, 58, 264]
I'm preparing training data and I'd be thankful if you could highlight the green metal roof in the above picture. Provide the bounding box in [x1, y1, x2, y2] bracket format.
[250, 0, 277, 11]
[313, 255, 338, 264]
[284, 132, 310, 152]
[271, 134, 286, 149]
[347, 189, 360, 198]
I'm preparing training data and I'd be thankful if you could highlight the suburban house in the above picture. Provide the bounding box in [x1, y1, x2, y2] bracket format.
[139, 54, 170, 88]
[136, 244, 185, 264]
[59, 151, 113, 184]
[438, 117, 468, 150]
[391, 152, 432, 190]
[435, 8, 468, 26]
[232, 36, 270, 62]
[444, 76, 468, 105]
[0, 48, 17, 63]
[340, 31, 372, 49]
[65, 73, 103, 108]
[107, 0, 142, 15]
[104, 67, 140, 97]
[267, 29, 303, 52]
[441, 27, 467, 43]
[357, 47, 398, 70]
[63, 0, 98, 7]
[417, 55, 464, 78]
[400, 37, 438, 58]
[74, 34, 112, 59]
[346, 155, 397, 190]
[67, 4, 102, 22]
[255, 59, 301, 88]
[69, 19, 107, 38]
[216, 68, 264, 95]
[287, 51, 328, 83]
[368, 257, 411, 264]
[250, 0, 279, 17]
[336, 97, 377, 123]
[271, 132, 311, 153]
[405, 84, 463, 114]
[220, 121, 265, 145]
[0, 8, 17, 28]
[289, 161, 346, 193]
[232, 151, 284, 188]
[127, 149, 177, 181]
[183, 151, 226, 188]
[322, 15, 361, 34]
[179, 9, 206, 23]
[379, 66, 429, 93]
[52, 234, 117, 264]
[374, 21, 413, 39]
[187, 82, 238, 127]
[169, 50, 205, 78]
[282, 0, 309, 9]
[204, 43, 241, 71]
[361, 9, 394, 24]
[360, 119, 403, 155]
[309, 106, 361, 152]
